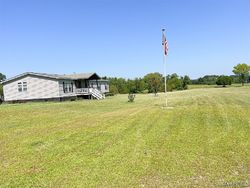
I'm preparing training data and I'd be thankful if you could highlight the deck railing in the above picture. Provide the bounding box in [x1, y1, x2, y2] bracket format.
[75, 88, 104, 99]
[75, 88, 89, 94]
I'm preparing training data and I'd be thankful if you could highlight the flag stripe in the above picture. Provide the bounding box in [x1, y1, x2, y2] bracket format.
[162, 32, 168, 56]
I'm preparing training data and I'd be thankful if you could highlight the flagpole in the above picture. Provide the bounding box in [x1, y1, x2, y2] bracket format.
[164, 51, 167, 107]
[162, 29, 167, 107]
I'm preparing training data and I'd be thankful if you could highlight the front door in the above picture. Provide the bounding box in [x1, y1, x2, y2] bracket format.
[84, 80, 89, 88]
[75, 80, 81, 88]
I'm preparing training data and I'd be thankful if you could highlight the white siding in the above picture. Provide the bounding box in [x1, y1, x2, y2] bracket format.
[3, 76, 60, 101]
[100, 83, 109, 93]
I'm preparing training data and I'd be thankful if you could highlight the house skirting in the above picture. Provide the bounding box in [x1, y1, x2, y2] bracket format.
[2, 93, 103, 104]
[2, 96, 78, 104]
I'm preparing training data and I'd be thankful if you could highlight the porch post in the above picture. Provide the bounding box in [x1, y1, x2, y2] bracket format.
[96, 79, 98, 89]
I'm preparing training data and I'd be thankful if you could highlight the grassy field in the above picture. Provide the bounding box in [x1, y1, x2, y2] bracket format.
[188, 83, 250, 89]
[0, 87, 250, 187]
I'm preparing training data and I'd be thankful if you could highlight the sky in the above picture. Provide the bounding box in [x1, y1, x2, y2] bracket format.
[0, 0, 250, 79]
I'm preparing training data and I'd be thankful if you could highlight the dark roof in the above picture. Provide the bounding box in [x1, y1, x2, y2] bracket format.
[1, 72, 101, 84]
[65, 73, 100, 80]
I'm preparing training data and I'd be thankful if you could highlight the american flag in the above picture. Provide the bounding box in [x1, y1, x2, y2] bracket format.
[162, 32, 168, 56]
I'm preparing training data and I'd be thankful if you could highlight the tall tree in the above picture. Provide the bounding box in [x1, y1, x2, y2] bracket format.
[134, 78, 146, 93]
[182, 75, 191, 89]
[232, 63, 250, 86]
[144, 73, 162, 95]
[127, 79, 136, 93]
[0, 73, 6, 82]
[0, 73, 6, 98]
[109, 85, 119, 95]
[167, 74, 182, 91]
[108, 77, 128, 94]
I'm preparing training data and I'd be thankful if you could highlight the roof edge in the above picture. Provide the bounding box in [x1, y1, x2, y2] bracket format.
[1, 72, 104, 85]
[1, 72, 62, 85]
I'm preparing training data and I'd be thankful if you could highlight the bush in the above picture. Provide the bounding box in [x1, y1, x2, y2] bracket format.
[216, 76, 232, 87]
[142, 89, 149, 94]
[105, 92, 114, 97]
[109, 85, 119, 95]
[128, 94, 135, 102]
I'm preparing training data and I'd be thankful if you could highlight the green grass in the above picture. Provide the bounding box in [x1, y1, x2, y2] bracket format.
[188, 84, 218, 89]
[0, 87, 250, 187]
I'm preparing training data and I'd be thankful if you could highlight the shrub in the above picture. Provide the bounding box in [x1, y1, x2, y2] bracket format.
[142, 89, 149, 94]
[216, 76, 232, 87]
[128, 94, 135, 102]
[183, 84, 188, 90]
[105, 92, 114, 97]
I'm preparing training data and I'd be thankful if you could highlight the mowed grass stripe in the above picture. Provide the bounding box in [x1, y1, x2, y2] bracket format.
[0, 87, 250, 187]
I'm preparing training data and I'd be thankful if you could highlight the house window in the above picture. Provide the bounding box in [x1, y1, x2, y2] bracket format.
[18, 82, 22, 92]
[23, 82, 27, 91]
[18, 82, 27, 92]
[105, 84, 108, 90]
[63, 82, 73, 93]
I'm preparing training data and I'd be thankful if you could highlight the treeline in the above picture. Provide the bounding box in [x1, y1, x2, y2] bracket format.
[190, 75, 244, 85]
[107, 73, 250, 95]
[192, 63, 250, 86]
[107, 63, 250, 94]
[107, 73, 191, 94]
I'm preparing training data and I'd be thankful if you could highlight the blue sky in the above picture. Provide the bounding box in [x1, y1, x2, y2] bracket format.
[1, 0, 250, 79]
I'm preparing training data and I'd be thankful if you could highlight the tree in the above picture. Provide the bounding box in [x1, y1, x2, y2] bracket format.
[144, 73, 162, 95]
[108, 77, 128, 94]
[216, 76, 232, 87]
[134, 78, 146, 93]
[232, 63, 250, 86]
[230, 75, 241, 84]
[182, 75, 191, 90]
[167, 74, 182, 91]
[109, 85, 119, 95]
[116, 78, 128, 93]
[0, 73, 6, 98]
[108, 73, 191, 95]
[193, 75, 219, 85]
[0, 73, 6, 82]
[127, 79, 136, 93]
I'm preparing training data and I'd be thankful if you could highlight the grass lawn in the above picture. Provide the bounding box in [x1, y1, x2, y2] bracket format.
[188, 83, 250, 89]
[0, 87, 250, 187]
